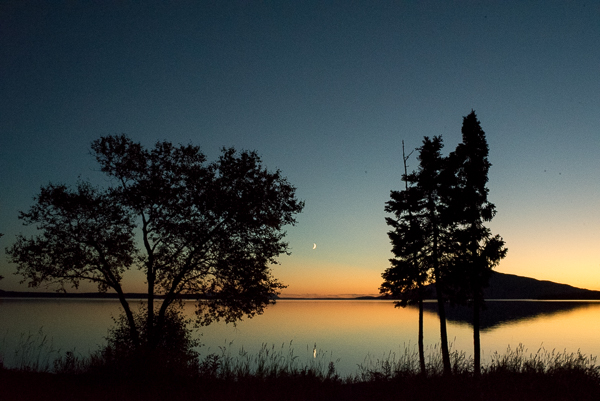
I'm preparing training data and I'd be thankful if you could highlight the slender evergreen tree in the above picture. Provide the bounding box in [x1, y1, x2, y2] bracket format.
[447, 111, 507, 376]
[381, 141, 428, 375]
[384, 136, 453, 375]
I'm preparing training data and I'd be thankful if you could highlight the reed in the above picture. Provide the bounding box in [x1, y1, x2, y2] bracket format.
[199, 341, 341, 381]
[5, 333, 600, 382]
[1, 328, 61, 372]
[4, 338, 600, 401]
[355, 341, 600, 385]
[487, 343, 600, 377]
[356, 341, 472, 380]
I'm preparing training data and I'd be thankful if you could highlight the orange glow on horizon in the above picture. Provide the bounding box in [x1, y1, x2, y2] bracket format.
[273, 259, 383, 297]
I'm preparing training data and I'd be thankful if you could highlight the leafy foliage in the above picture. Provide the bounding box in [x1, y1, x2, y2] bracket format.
[89, 136, 303, 328]
[7, 182, 136, 293]
[7, 135, 304, 362]
[96, 306, 201, 378]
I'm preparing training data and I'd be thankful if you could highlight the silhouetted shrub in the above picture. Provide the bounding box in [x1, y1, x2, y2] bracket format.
[89, 306, 200, 378]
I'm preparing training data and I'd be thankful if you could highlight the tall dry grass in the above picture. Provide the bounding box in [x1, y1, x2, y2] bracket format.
[3, 329, 600, 387]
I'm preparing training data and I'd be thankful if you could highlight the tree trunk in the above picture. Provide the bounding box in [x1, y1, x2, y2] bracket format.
[147, 269, 155, 347]
[142, 214, 156, 350]
[418, 298, 426, 375]
[114, 285, 140, 347]
[436, 286, 452, 375]
[473, 297, 481, 377]
[102, 264, 140, 347]
[432, 220, 451, 375]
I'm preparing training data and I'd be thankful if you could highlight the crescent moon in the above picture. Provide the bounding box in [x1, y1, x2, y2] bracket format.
[312, 243, 317, 249]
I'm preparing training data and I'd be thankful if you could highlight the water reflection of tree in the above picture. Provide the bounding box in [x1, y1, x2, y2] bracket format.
[418, 301, 600, 331]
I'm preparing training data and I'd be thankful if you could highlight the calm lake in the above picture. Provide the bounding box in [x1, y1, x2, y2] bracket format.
[2, 298, 600, 376]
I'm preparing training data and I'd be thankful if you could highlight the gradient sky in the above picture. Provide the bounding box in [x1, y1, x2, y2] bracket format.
[1, 1, 599, 297]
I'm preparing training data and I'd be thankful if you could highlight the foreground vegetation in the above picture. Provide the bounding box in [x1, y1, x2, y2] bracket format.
[2, 340, 600, 401]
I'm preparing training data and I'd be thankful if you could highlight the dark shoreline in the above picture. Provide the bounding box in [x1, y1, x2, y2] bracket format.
[3, 366, 600, 401]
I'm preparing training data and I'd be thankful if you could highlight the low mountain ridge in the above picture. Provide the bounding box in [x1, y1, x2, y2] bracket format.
[483, 271, 600, 300]
[387, 271, 600, 301]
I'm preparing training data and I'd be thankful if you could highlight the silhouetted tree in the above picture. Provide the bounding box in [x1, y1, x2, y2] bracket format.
[385, 113, 507, 376]
[384, 136, 454, 375]
[446, 111, 507, 376]
[7, 135, 304, 359]
[381, 141, 429, 375]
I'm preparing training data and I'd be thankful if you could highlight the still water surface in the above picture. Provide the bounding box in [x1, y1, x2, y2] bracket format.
[2, 298, 600, 375]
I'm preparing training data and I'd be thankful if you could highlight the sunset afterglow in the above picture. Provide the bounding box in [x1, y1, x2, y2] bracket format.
[1, 1, 599, 297]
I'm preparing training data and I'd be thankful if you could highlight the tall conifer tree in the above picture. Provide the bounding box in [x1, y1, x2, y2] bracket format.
[384, 112, 506, 376]
[447, 111, 507, 376]
[384, 136, 453, 375]
[382, 141, 428, 375]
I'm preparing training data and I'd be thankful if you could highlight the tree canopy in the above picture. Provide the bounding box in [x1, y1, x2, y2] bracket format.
[7, 135, 304, 350]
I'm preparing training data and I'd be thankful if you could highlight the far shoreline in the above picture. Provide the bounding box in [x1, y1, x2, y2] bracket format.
[2, 291, 600, 302]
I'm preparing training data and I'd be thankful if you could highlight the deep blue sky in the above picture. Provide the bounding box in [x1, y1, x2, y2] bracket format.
[1, 1, 599, 296]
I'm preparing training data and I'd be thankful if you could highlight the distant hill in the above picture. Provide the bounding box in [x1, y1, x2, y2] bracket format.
[418, 272, 600, 330]
[482, 272, 600, 300]
[384, 271, 600, 301]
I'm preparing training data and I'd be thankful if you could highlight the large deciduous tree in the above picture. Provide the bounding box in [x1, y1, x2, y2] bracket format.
[7, 135, 304, 354]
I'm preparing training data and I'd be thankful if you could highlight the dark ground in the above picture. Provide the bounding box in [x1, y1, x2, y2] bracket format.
[2, 368, 600, 401]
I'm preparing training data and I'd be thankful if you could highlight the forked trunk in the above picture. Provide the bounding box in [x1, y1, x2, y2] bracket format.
[142, 213, 157, 350]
